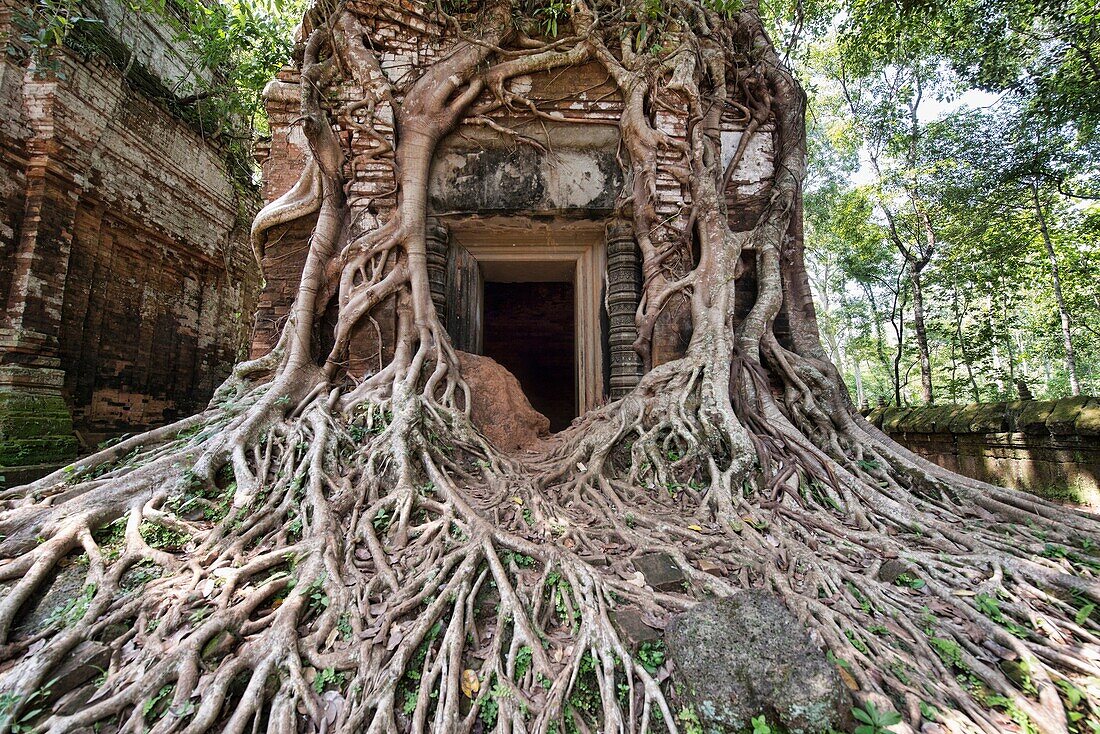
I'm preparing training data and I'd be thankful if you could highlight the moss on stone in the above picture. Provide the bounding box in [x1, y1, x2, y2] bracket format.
[0, 391, 78, 467]
[945, 403, 981, 433]
[1074, 399, 1100, 436]
[880, 408, 914, 433]
[1014, 399, 1057, 434]
[1045, 397, 1091, 435]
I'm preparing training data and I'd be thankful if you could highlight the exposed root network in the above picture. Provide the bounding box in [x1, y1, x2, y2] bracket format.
[0, 0, 1098, 732]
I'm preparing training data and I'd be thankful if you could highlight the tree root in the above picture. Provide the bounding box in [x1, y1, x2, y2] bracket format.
[1, 1, 1098, 732]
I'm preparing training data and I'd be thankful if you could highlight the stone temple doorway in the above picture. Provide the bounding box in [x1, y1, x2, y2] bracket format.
[437, 220, 607, 431]
[483, 277, 576, 431]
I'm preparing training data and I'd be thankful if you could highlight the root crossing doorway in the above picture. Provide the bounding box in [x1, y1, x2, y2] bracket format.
[482, 281, 576, 432]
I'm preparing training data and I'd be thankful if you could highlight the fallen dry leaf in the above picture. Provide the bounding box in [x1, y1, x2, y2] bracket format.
[837, 664, 860, 692]
[461, 669, 480, 698]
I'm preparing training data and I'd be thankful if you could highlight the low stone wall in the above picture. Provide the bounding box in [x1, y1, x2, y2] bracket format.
[867, 398, 1100, 506]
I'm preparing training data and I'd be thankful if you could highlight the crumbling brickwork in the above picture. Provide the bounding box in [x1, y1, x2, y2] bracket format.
[0, 1, 260, 477]
[253, 0, 785, 413]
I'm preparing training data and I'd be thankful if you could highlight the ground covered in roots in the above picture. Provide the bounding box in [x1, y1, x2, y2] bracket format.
[0, 362, 1097, 734]
[0, 0, 1098, 731]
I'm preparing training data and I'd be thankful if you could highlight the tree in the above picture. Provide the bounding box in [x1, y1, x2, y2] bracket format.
[0, 1, 1098, 733]
[924, 104, 1099, 396]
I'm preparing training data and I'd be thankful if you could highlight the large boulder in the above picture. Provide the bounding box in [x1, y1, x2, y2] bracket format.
[457, 352, 550, 452]
[665, 591, 853, 734]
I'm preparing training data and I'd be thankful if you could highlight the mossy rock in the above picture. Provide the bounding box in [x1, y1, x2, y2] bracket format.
[1045, 396, 1091, 435]
[965, 402, 1011, 433]
[666, 591, 853, 734]
[1015, 400, 1058, 434]
[1073, 398, 1100, 436]
[946, 403, 986, 434]
[880, 408, 914, 433]
[864, 406, 887, 427]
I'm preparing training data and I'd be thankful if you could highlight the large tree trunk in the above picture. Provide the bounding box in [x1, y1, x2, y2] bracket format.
[1033, 182, 1081, 396]
[0, 2, 1096, 733]
[909, 259, 934, 404]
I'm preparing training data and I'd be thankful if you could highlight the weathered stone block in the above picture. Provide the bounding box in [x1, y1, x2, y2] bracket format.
[0, 390, 77, 467]
[1015, 400, 1057, 434]
[611, 607, 661, 648]
[634, 553, 685, 592]
[967, 402, 1011, 433]
[946, 403, 984, 433]
[880, 407, 913, 433]
[666, 592, 853, 734]
[1076, 399, 1100, 436]
[1046, 396, 1091, 434]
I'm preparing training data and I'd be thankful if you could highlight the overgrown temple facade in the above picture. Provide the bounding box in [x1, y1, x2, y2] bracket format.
[254, 0, 790, 435]
[0, 0, 260, 481]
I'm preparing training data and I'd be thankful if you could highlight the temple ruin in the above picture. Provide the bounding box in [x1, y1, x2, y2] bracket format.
[253, 0, 787, 436]
[0, 1, 260, 481]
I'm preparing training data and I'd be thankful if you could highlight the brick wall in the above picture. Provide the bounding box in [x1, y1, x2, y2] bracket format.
[0, 5, 260, 473]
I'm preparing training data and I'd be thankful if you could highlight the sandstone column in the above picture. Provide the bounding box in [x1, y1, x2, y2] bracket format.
[606, 219, 642, 398]
[425, 217, 449, 321]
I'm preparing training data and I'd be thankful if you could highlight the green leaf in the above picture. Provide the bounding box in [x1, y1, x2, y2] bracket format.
[853, 707, 874, 724]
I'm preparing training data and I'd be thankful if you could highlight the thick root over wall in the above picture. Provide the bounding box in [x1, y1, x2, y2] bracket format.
[1, 0, 1099, 732]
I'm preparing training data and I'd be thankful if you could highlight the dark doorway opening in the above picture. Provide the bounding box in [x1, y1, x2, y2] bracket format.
[482, 281, 576, 432]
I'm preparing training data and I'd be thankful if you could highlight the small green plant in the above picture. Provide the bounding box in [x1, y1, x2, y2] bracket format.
[373, 508, 392, 532]
[845, 628, 869, 654]
[503, 550, 536, 568]
[852, 702, 902, 734]
[313, 667, 347, 693]
[975, 594, 1030, 637]
[305, 577, 330, 612]
[846, 581, 873, 615]
[45, 584, 95, 627]
[677, 706, 704, 734]
[635, 640, 665, 675]
[401, 688, 418, 715]
[1071, 590, 1095, 625]
[930, 636, 966, 670]
[476, 675, 510, 727]
[142, 684, 174, 722]
[894, 572, 925, 589]
[515, 646, 533, 678]
[533, 0, 568, 36]
[751, 714, 773, 734]
[0, 678, 56, 732]
[139, 520, 191, 551]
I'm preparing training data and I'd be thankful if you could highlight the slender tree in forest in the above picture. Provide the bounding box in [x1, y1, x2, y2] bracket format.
[0, 1, 1098, 732]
